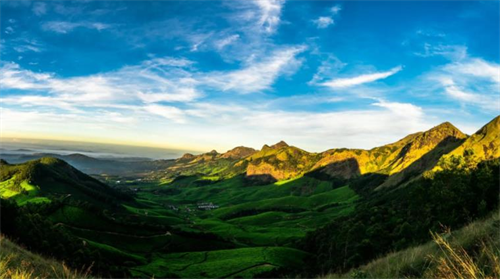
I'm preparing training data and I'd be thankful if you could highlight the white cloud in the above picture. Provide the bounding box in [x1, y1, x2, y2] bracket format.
[330, 4, 342, 15]
[312, 4, 341, 29]
[313, 17, 334, 29]
[144, 104, 186, 123]
[0, 57, 199, 111]
[309, 54, 346, 84]
[443, 58, 500, 84]
[5, 26, 15, 34]
[415, 44, 467, 61]
[240, 100, 428, 150]
[254, 0, 285, 34]
[435, 76, 499, 112]
[41, 21, 112, 33]
[32, 2, 47, 16]
[138, 88, 200, 103]
[321, 66, 403, 88]
[205, 46, 306, 93]
[421, 54, 500, 112]
[214, 34, 240, 50]
[0, 63, 51, 89]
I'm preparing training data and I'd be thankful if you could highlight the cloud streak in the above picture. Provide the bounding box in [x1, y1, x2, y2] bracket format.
[41, 21, 112, 33]
[321, 66, 403, 88]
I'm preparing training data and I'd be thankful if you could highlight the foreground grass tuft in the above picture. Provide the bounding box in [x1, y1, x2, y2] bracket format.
[323, 211, 500, 279]
[425, 231, 500, 279]
[0, 235, 90, 279]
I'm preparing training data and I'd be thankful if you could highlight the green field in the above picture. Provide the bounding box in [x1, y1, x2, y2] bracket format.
[0, 159, 360, 278]
[47, 174, 358, 277]
[130, 247, 309, 278]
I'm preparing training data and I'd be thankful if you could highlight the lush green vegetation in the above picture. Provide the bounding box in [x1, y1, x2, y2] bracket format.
[324, 210, 500, 278]
[1, 116, 498, 278]
[301, 156, 500, 276]
[0, 157, 358, 278]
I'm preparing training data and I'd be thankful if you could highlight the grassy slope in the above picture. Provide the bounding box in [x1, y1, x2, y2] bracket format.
[324, 210, 500, 278]
[131, 246, 309, 278]
[0, 157, 127, 206]
[0, 235, 89, 279]
[440, 115, 500, 164]
[133, 176, 358, 247]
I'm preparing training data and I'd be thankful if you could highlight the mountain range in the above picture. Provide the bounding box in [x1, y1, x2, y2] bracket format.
[156, 115, 499, 188]
[0, 115, 499, 279]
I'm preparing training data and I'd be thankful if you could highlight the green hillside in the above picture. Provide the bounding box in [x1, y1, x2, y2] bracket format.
[1, 116, 499, 278]
[0, 157, 130, 206]
[438, 115, 500, 167]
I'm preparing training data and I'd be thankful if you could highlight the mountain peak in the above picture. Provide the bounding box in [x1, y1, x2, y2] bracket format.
[221, 146, 256, 159]
[477, 115, 500, 135]
[208, 150, 218, 155]
[426, 121, 466, 140]
[177, 153, 196, 162]
[270, 140, 289, 149]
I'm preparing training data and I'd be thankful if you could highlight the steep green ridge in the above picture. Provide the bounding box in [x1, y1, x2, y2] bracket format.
[0, 157, 130, 206]
[439, 115, 500, 165]
[301, 157, 500, 276]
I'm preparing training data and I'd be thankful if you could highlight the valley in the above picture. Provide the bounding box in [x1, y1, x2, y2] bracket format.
[1, 116, 499, 278]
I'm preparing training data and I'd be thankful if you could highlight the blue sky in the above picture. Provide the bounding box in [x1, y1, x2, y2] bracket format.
[1, 0, 499, 153]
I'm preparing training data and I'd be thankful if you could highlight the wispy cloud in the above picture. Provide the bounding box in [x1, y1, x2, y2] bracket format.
[0, 57, 198, 111]
[0, 45, 305, 115]
[443, 58, 500, 84]
[253, 0, 285, 34]
[309, 54, 346, 84]
[320, 66, 403, 88]
[32, 2, 47, 16]
[41, 21, 112, 33]
[330, 4, 342, 15]
[312, 4, 342, 29]
[414, 44, 467, 61]
[214, 34, 240, 50]
[240, 100, 429, 150]
[313, 17, 334, 29]
[144, 104, 186, 123]
[428, 57, 500, 112]
[205, 45, 306, 93]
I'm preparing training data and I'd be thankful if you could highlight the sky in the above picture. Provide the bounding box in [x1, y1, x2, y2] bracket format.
[0, 0, 499, 154]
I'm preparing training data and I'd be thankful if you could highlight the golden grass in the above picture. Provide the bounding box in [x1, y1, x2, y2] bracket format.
[425, 231, 500, 279]
[0, 235, 91, 279]
[322, 211, 500, 279]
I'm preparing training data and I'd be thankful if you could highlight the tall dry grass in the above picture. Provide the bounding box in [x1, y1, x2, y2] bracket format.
[0, 235, 91, 279]
[425, 231, 500, 279]
[322, 211, 500, 279]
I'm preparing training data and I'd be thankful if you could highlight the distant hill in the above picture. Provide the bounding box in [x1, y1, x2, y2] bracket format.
[0, 152, 175, 176]
[0, 157, 130, 205]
